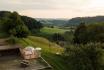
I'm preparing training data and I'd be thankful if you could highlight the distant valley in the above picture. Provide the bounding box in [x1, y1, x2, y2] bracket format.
[36, 16, 104, 27]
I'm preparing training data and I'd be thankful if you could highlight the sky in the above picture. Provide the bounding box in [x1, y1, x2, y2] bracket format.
[0, 0, 104, 19]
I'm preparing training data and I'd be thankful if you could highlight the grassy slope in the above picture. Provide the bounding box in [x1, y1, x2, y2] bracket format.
[18, 36, 69, 70]
[18, 36, 63, 53]
[42, 53, 69, 70]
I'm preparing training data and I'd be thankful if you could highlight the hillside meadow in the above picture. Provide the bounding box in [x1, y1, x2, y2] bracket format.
[40, 27, 70, 34]
[17, 36, 70, 70]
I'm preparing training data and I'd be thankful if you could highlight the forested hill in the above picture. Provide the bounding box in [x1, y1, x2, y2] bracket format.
[0, 11, 43, 32]
[65, 16, 104, 26]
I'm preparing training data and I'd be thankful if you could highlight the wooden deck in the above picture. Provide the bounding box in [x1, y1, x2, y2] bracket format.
[0, 55, 49, 70]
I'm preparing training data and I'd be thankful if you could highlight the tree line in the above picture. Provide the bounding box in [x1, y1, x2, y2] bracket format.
[0, 11, 43, 38]
[63, 22, 104, 70]
[73, 22, 104, 44]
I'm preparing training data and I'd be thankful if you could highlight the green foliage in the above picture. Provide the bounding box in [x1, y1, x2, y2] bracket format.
[34, 27, 70, 41]
[21, 16, 43, 33]
[51, 33, 65, 42]
[65, 16, 104, 26]
[3, 11, 29, 38]
[87, 23, 104, 43]
[73, 23, 104, 44]
[73, 22, 87, 44]
[63, 31, 74, 43]
[64, 43, 104, 70]
[0, 11, 43, 38]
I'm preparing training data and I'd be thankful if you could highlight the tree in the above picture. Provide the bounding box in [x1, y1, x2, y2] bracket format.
[64, 43, 104, 70]
[73, 22, 104, 44]
[3, 11, 29, 38]
[51, 33, 65, 43]
[87, 23, 104, 43]
[21, 16, 43, 33]
[73, 22, 88, 44]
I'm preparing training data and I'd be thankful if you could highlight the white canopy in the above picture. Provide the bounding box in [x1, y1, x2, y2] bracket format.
[25, 46, 35, 51]
[35, 47, 42, 51]
[24, 46, 35, 55]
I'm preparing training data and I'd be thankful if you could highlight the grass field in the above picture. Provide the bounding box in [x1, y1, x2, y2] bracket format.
[18, 36, 70, 70]
[18, 36, 63, 53]
[40, 27, 70, 34]
[42, 53, 69, 70]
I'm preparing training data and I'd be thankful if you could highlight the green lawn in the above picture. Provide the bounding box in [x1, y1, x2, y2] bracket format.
[40, 27, 70, 34]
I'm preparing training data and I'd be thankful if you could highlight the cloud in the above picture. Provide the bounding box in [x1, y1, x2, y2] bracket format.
[0, 0, 55, 11]
[0, 0, 90, 11]
[0, 0, 104, 18]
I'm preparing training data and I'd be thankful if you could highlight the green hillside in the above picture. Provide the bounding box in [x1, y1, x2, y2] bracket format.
[65, 16, 104, 26]
[17, 36, 70, 70]
[0, 11, 68, 70]
[18, 36, 63, 53]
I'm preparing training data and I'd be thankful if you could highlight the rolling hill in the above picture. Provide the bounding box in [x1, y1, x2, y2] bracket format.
[18, 36, 63, 53]
[18, 36, 68, 70]
[65, 16, 104, 26]
[36, 18, 68, 26]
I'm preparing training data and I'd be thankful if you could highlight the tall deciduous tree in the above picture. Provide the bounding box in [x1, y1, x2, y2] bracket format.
[4, 12, 29, 38]
[73, 22, 87, 44]
[73, 22, 104, 44]
[64, 43, 104, 70]
[21, 16, 43, 33]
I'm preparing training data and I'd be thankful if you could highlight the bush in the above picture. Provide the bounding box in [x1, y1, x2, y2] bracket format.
[3, 11, 29, 38]
[73, 23, 104, 44]
[64, 43, 104, 70]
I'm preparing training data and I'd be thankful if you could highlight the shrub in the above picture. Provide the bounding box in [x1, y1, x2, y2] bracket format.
[64, 43, 104, 70]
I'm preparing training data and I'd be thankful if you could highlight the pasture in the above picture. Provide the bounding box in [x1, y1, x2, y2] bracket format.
[40, 27, 70, 34]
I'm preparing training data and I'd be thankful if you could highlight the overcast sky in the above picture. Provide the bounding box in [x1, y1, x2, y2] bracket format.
[0, 0, 104, 18]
